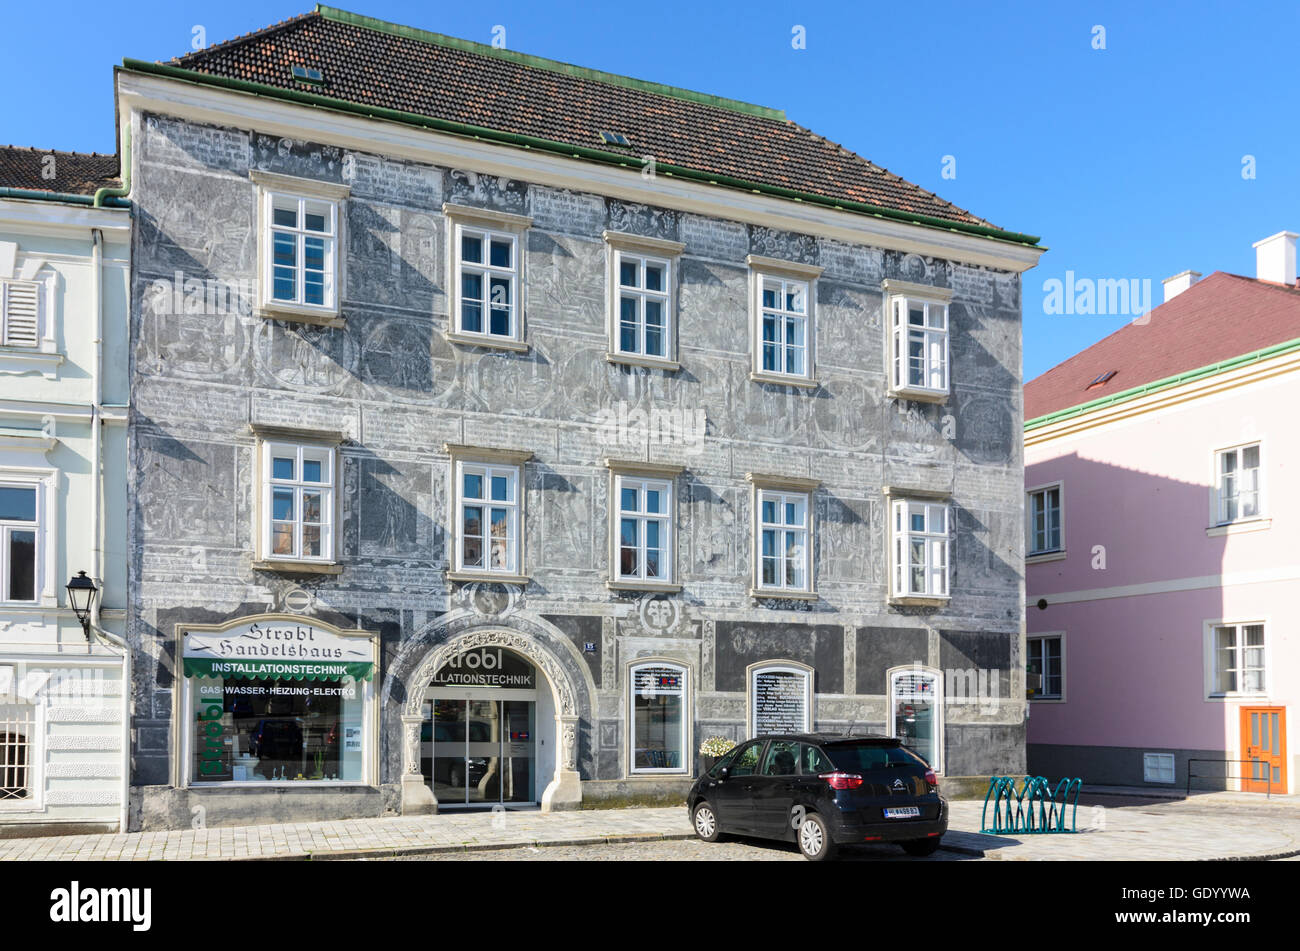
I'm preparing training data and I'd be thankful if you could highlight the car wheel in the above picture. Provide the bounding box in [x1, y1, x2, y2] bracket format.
[796, 812, 837, 861]
[693, 802, 723, 842]
[901, 837, 942, 857]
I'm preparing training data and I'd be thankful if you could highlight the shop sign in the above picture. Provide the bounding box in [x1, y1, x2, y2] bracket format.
[182, 618, 375, 681]
[430, 647, 535, 688]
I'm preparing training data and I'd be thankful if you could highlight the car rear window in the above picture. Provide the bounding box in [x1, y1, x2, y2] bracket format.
[823, 742, 925, 772]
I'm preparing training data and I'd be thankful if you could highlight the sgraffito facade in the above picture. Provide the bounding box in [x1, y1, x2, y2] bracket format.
[117, 20, 1041, 829]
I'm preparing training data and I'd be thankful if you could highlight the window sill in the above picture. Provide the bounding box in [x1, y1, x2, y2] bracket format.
[749, 587, 818, 601]
[1028, 696, 1065, 703]
[1206, 518, 1271, 537]
[448, 570, 531, 585]
[607, 580, 683, 594]
[0, 347, 63, 379]
[446, 331, 529, 353]
[605, 352, 681, 372]
[252, 559, 343, 575]
[889, 595, 950, 607]
[257, 303, 344, 328]
[749, 371, 818, 390]
[889, 387, 949, 405]
[1206, 692, 1269, 702]
[1026, 550, 1067, 564]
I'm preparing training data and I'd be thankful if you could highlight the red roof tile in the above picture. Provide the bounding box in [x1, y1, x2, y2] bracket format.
[0, 146, 121, 197]
[162, 9, 1004, 232]
[1025, 271, 1300, 421]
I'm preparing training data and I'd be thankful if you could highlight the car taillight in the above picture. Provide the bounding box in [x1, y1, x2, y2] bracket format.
[925, 769, 939, 789]
[819, 772, 863, 790]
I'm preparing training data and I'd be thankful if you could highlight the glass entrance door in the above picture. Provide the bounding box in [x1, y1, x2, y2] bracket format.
[429, 696, 535, 806]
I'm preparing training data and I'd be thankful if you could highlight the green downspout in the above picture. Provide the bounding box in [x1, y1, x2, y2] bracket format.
[93, 124, 132, 207]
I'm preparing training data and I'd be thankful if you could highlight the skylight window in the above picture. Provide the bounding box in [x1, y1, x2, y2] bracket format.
[291, 66, 324, 84]
[599, 131, 632, 147]
[1086, 370, 1117, 390]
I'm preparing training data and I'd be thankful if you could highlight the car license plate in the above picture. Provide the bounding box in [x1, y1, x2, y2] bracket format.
[884, 807, 920, 818]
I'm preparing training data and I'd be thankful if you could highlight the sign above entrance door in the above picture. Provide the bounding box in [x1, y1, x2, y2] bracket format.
[430, 647, 535, 689]
[180, 615, 377, 681]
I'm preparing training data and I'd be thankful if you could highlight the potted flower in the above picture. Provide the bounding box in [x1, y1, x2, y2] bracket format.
[698, 736, 736, 774]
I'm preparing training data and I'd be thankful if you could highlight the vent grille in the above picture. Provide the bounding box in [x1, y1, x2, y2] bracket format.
[1, 280, 39, 348]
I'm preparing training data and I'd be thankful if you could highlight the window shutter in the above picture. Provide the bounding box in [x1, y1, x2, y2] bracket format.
[2, 281, 40, 347]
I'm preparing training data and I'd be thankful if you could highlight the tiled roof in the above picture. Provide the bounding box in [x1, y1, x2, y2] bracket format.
[1025, 271, 1300, 421]
[156, 6, 1015, 236]
[0, 146, 121, 198]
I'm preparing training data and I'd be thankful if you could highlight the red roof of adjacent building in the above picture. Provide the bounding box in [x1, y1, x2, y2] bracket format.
[1025, 271, 1300, 421]
[0, 146, 121, 197]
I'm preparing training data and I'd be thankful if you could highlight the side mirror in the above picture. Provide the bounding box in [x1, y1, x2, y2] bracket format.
[718, 766, 730, 781]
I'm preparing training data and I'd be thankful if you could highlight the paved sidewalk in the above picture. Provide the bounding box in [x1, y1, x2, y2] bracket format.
[1, 796, 1298, 860]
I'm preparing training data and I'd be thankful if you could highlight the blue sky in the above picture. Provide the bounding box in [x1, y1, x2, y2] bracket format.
[3, 0, 1296, 379]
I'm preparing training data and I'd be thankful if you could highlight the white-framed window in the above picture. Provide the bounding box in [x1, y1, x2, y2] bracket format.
[252, 171, 349, 322]
[891, 498, 949, 599]
[615, 252, 671, 359]
[0, 279, 41, 348]
[757, 489, 810, 591]
[747, 255, 822, 386]
[445, 204, 533, 350]
[1214, 443, 1262, 525]
[1143, 752, 1176, 784]
[887, 666, 944, 772]
[259, 440, 337, 564]
[456, 461, 520, 575]
[759, 276, 810, 377]
[616, 475, 673, 583]
[0, 703, 37, 807]
[1027, 483, 1063, 555]
[0, 483, 39, 603]
[883, 280, 954, 399]
[628, 661, 689, 775]
[1210, 622, 1266, 696]
[1026, 634, 1063, 700]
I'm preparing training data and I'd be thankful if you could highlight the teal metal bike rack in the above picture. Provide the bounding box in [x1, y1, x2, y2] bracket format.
[980, 776, 1082, 834]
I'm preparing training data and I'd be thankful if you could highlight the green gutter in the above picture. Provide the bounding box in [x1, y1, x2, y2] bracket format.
[93, 125, 132, 207]
[119, 59, 1042, 248]
[0, 187, 128, 207]
[1025, 335, 1300, 431]
[315, 5, 786, 122]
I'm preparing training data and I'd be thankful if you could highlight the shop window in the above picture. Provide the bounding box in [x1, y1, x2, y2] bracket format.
[183, 617, 376, 785]
[629, 662, 688, 774]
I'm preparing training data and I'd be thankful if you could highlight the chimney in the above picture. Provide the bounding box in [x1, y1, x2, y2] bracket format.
[1252, 231, 1298, 285]
[1162, 270, 1201, 302]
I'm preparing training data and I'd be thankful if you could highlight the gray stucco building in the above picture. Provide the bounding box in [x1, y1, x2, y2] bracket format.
[114, 8, 1044, 829]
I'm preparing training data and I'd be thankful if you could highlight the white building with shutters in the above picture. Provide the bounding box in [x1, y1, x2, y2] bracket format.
[0, 149, 131, 836]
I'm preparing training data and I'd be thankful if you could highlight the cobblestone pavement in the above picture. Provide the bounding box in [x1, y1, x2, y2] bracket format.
[1, 791, 1298, 861]
[385, 838, 975, 861]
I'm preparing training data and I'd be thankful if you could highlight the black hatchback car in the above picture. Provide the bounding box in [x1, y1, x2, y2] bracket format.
[687, 733, 948, 861]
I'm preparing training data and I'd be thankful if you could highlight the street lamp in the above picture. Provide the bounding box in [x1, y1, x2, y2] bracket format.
[66, 571, 98, 640]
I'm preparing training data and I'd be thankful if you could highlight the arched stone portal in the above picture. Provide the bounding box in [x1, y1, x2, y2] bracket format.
[395, 626, 586, 815]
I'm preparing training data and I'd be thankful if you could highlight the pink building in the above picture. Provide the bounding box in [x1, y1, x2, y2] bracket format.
[1024, 232, 1300, 793]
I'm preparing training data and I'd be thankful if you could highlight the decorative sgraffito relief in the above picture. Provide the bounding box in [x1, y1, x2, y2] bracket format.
[251, 132, 346, 181]
[445, 169, 527, 212]
[749, 225, 817, 264]
[607, 200, 678, 240]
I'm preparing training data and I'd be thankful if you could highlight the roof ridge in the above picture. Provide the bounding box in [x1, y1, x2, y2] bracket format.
[0, 145, 118, 160]
[311, 5, 788, 122]
[784, 119, 992, 229]
[173, 11, 319, 68]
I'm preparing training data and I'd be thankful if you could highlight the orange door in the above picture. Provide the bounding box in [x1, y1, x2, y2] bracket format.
[1240, 707, 1286, 794]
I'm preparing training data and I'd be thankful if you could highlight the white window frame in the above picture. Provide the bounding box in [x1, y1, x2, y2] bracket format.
[252, 171, 349, 325]
[1026, 632, 1065, 702]
[1143, 752, 1176, 784]
[1026, 481, 1064, 557]
[889, 492, 950, 602]
[445, 203, 533, 352]
[605, 460, 682, 591]
[1212, 442, 1264, 526]
[604, 231, 684, 370]
[882, 279, 954, 401]
[0, 701, 43, 812]
[0, 480, 42, 604]
[626, 659, 692, 777]
[0, 461, 56, 607]
[746, 254, 823, 387]
[746, 473, 819, 599]
[445, 444, 533, 583]
[1204, 619, 1268, 699]
[252, 428, 342, 570]
[746, 660, 814, 737]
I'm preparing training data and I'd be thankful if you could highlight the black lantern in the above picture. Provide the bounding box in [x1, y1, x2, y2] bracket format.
[66, 571, 98, 640]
